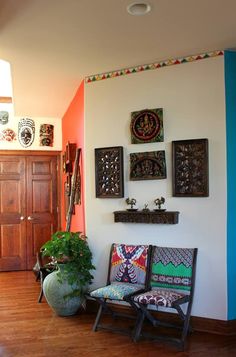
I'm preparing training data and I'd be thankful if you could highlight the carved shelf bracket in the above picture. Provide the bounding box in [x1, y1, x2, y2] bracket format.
[114, 211, 179, 224]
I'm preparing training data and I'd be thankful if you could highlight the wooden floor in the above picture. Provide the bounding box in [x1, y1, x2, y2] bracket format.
[0, 271, 235, 357]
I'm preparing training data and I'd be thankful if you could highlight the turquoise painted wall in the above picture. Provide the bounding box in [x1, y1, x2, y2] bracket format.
[225, 50, 236, 320]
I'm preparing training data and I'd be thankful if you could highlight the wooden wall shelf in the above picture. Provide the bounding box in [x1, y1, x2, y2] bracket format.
[114, 210, 179, 224]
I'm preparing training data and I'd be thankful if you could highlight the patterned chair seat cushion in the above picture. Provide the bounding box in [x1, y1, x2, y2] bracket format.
[90, 282, 144, 301]
[133, 288, 187, 308]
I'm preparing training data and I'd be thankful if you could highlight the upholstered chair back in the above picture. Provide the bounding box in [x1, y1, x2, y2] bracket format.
[150, 246, 196, 292]
[108, 244, 149, 286]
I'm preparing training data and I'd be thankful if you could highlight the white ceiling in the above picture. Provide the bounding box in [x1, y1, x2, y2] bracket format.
[0, 0, 236, 118]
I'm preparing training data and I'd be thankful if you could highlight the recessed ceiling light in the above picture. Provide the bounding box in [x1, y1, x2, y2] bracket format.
[127, 2, 151, 16]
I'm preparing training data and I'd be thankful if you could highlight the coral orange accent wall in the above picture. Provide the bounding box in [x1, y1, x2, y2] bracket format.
[61, 80, 85, 233]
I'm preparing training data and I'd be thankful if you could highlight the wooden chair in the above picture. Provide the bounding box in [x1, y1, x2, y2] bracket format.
[132, 246, 198, 350]
[36, 252, 54, 303]
[89, 243, 151, 336]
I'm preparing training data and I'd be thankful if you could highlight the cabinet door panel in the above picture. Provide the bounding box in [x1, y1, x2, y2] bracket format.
[0, 153, 59, 271]
[0, 156, 27, 271]
[31, 223, 52, 258]
[26, 156, 58, 269]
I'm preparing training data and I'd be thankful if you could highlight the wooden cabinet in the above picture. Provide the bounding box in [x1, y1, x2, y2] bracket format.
[0, 152, 60, 271]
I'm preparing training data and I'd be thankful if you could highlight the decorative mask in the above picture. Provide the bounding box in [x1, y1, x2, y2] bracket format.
[0, 128, 17, 141]
[0, 111, 9, 125]
[39, 124, 54, 146]
[18, 118, 35, 147]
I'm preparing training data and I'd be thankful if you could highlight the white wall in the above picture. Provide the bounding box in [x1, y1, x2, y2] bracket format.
[0, 59, 12, 96]
[0, 110, 62, 151]
[85, 56, 227, 320]
[0, 59, 62, 151]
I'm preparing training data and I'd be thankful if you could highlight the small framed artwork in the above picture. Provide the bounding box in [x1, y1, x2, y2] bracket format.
[95, 146, 124, 198]
[172, 139, 209, 197]
[62, 152, 67, 173]
[65, 142, 76, 164]
[130, 108, 164, 144]
[64, 181, 75, 219]
[130, 150, 166, 181]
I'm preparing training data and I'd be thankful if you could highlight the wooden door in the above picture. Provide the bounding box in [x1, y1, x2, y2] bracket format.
[0, 156, 27, 270]
[0, 153, 60, 271]
[26, 155, 58, 269]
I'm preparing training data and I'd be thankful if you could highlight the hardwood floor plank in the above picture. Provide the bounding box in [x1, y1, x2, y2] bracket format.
[0, 271, 235, 357]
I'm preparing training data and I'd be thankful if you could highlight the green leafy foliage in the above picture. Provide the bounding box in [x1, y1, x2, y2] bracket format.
[41, 231, 95, 297]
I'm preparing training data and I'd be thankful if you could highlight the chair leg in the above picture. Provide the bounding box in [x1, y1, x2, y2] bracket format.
[93, 304, 103, 332]
[180, 308, 192, 349]
[35, 271, 40, 281]
[133, 310, 145, 342]
[38, 271, 44, 303]
[38, 287, 44, 303]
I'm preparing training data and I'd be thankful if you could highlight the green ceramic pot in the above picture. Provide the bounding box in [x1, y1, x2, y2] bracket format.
[43, 266, 83, 316]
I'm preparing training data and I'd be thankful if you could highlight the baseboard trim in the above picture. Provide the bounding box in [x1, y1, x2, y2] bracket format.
[86, 299, 236, 336]
[192, 315, 236, 335]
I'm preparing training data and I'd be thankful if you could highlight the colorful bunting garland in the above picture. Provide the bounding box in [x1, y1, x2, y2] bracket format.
[85, 50, 224, 84]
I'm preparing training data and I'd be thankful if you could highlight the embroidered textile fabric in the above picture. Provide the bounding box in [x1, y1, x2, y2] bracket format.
[110, 244, 148, 285]
[151, 247, 195, 291]
[133, 288, 186, 307]
[90, 282, 144, 300]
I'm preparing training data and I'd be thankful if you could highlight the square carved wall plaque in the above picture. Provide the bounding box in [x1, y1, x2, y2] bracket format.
[130, 108, 164, 144]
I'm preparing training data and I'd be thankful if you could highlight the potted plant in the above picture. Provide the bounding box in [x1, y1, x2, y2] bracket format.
[41, 231, 95, 316]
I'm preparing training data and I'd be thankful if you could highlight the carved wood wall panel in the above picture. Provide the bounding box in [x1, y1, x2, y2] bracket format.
[172, 139, 209, 197]
[130, 150, 166, 181]
[95, 146, 124, 198]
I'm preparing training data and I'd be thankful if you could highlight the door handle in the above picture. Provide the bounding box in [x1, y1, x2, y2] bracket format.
[20, 216, 25, 221]
[27, 216, 34, 221]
